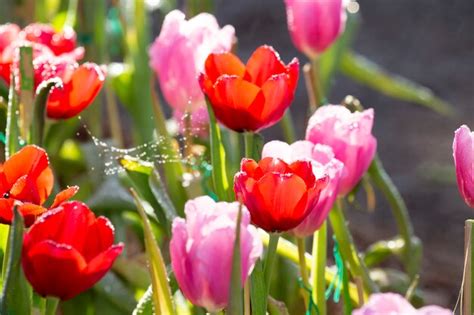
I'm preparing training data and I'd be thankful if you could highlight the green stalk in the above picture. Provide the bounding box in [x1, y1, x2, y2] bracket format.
[280, 110, 297, 143]
[243, 132, 254, 158]
[263, 233, 280, 309]
[44, 296, 59, 315]
[328, 200, 378, 294]
[368, 155, 421, 278]
[297, 238, 310, 308]
[312, 222, 327, 315]
[311, 57, 325, 108]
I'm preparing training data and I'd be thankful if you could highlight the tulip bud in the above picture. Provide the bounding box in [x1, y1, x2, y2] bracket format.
[353, 293, 452, 315]
[262, 140, 344, 237]
[170, 196, 262, 312]
[285, 0, 348, 59]
[200, 45, 299, 132]
[22, 201, 123, 300]
[453, 125, 474, 208]
[306, 105, 377, 195]
[234, 156, 328, 232]
[149, 10, 235, 135]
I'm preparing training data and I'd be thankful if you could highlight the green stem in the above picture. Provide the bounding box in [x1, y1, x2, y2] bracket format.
[263, 233, 280, 310]
[297, 238, 310, 308]
[280, 110, 297, 143]
[368, 155, 420, 278]
[44, 296, 59, 315]
[311, 57, 325, 109]
[243, 132, 254, 159]
[312, 222, 327, 315]
[328, 200, 378, 294]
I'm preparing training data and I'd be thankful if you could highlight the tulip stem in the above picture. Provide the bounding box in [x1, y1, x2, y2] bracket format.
[368, 155, 421, 279]
[312, 222, 327, 315]
[243, 132, 255, 159]
[328, 200, 378, 294]
[296, 237, 310, 308]
[263, 233, 280, 310]
[44, 296, 59, 315]
[280, 110, 297, 143]
[311, 57, 325, 109]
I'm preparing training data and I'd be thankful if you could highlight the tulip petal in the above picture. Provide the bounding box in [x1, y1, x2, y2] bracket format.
[204, 52, 246, 83]
[18, 203, 48, 227]
[210, 75, 265, 132]
[244, 45, 287, 86]
[82, 244, 124, 287]
[50, 185, 79, 208]
[251, 172, 309, 231]
[47, 62, 105, 119]
[22, 240, 87, 300]
[453, 125, 474, 208]
[0, 198, 15, 224]
[83, 216, 116, 261]
[2, 145, 50, 185]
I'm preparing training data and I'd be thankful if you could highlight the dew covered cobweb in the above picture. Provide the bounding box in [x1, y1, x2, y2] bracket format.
[77, 112, 207, 176]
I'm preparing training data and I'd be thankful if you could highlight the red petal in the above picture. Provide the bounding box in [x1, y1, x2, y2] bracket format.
[244, 45, 287, 86]
[83, 244, 123, 283]
[204, 52, 246, 83]
[22, 239, 88, 300]
[240, 158, 260, 178]
[35, 167, 54, 204]
[2, 145, 51, 188]
[252, 172, 309, 232]
[0, 198, 15, 224]
[18, 203, 48, 227]
[47, 62, 105, 119]
[258, 74, 294, 129]
[257, 157, 291, 174]
[210, 75, 265, 132]
[50, 186, 79, 208]
[82, 216, 116, 261]
[289, 160, 316, 187]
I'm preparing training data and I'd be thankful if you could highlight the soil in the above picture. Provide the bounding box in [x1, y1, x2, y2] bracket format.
[215, 0, 474, 307]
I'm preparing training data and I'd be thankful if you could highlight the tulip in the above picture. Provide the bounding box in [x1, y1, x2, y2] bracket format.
[0, 145, 78, 226]
[453, 125, 474, 208]
[33, 56, 105, 119]
[149, 10, 234, 135]
[20, 23, 82, 56]
[306, 105, 377, 195]
[353, 293, 452, 315]
[170, 196, 262, 312]
[234, 157, 327, 232]
[22, 201, 124, 300]
[200, 45, 299, 132]
[285, 0, 347, 59]
[262, 140, 343, 237]
[0, 23, 20, 52]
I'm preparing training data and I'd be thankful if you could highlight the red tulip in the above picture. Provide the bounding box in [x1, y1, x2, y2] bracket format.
[234, 157, 327, 232]
[22, 201, 123, 300]
[33, 56, 105, 119]
[199, 45, 299, 132]
[20, 23, 81, 56]
[0, 145, 78, 226]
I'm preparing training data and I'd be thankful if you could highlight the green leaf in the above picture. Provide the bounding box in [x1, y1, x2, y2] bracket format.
[0, 207, 32, 315]
[363, 238, 404, 267]
[5, 74, 21, 159]
[113, 257, 150, 290]
[340, 52, 455, 116]
[149, 169, 178, 221]
[30, 78, 62, 146]
[228, 205, 243, 315]
[86, 176, 136, 213]
[132, 286, 153, 315]
[250, 260, 266, 315]
[205, 98, 231, 201]
[131, 188, 176, 315]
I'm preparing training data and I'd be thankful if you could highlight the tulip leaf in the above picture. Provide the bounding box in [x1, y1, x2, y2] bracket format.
[86, 176, 136, 213]
[228, 204, 243, 315]
[30, 78, 63, 146]
[5, 75, 21, 159]
[0, 207, 32, 315]
[250, 260, 267, 315]
[113, 257, 150, 290]
[205, 98, 231, 201]
[363, 237, 404, 268]
[340, 52, 455, 116]
[149, 169, 178, 221]
[132, 286, 153, 315]
[94, 272, 136, 313]
[131, 188, 176, 315]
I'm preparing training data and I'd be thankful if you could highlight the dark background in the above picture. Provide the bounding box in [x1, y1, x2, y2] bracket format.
[211, 0, 474, 307]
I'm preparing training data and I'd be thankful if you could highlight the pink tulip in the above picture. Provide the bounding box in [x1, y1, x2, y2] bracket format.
[170, 196, 262, 312]
[172, 106, 209, 138]
[306, 105, 377, 195]
[353, 293, 452, 315]
[0, 23, 20, 53]
[262, 140, 343, 237]
[284, 0, 347, 59]
[453, 125, 474, 208]
[149, 10, 235, 135]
